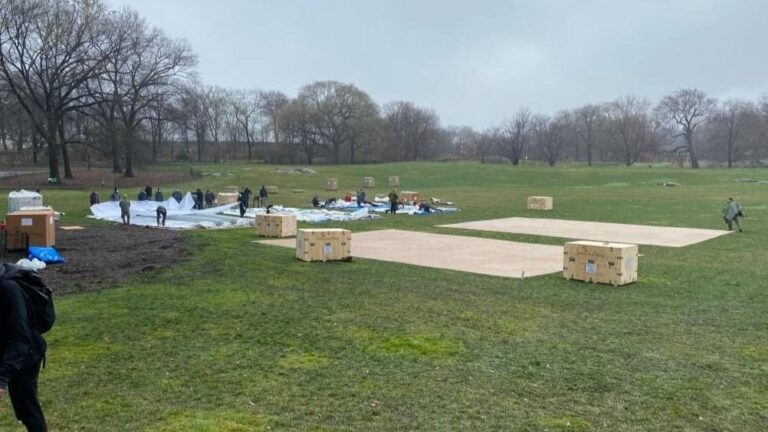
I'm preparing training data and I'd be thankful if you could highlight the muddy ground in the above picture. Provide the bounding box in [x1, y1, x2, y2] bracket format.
[6, 224, 187, 295]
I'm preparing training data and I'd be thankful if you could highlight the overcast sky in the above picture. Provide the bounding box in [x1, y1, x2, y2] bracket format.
[114, 0, 768, 129]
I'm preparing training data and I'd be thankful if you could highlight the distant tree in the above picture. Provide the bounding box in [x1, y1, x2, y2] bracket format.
[656, 89, 717, 168]
[258, 90, 289, 145]
[532, 113, 569, 167]
[573, 104, 603, 165]
[229, 89, 261, 161]
[280, 98, 322, 164]
[605, 95, 656, 166]
[383, 101, 440, 162]
[708, 99, 756, 167]
[499, 108, 532, 165]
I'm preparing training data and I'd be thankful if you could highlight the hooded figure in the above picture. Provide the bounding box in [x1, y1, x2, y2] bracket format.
[722, 197, 744, 232]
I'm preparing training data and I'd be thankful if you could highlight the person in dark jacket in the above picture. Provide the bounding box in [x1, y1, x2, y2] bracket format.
[156, 205, 167, 227]
[110, 188, 120, 202]
[144, 185, 152, 200]
[258, 185, 268, 208]
[0, 273, 48, 431]
[238, 192, 247, 217]
[388, 189, 399, 214]
[137, 189, 147, 201]
[154, 188, 163, 202]
[204, 190, 214, 208]
[171, 189, 182, 203]
[242, 187, 252, 210]
[311, 196, 320, 208]
[195, 189, 204, 210]
[89, 190, 99, 206]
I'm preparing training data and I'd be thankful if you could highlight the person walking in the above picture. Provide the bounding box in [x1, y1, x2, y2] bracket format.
[242, 187, 253, 210]
[154, 188, 164, 202]
[0, 269, 49, 431]
[89, 190, 100, 206]
[722, 197, 744, 232]
[258, 185, 268, 208]
[156, 205, 167, 227]
[119, 194, 131, 226]
[388, 189, 399, 215]
[238, 192, 247, 218]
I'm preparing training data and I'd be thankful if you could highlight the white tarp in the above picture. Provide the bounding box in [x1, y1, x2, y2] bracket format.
[8, 189, 43, 213]
[222, 205, 379, 223]
[88, 192, 251, 229]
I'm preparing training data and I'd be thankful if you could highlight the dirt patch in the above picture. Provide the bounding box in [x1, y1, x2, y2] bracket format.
[8, 224, 187, 295]
[0, 167, 197, 190]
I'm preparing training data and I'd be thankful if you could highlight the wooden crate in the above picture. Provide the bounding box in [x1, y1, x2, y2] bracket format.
[400, 191, 420, 204]
[216, 192, 239, 205]
[563, 241, 638, 286]
[266, 185, 279, 194]
[388, 176, 400, 187]
[6, 208, 55, 250]
[527, 196, 553, 210]
[256, 214, 297, 237]
[326, 178, 338, 191]
[296, 229, 352, 262]
[362, 177, 375, 188]
[224, 186, 239, 194]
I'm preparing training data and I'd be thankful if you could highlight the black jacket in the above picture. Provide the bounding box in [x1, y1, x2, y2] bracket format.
[0, 279, 46, 389]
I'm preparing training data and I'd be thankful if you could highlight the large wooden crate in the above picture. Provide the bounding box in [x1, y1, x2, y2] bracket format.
[326, 178, 338, 191]
[400, 191, 420, 204]
[256, 214, 297, 237]
[216, 192, 239, 205]
[224, 186, 239, 194]
[527, 196, 553, 210]
[362, 177, 375, 188]
[296, 229, 352, 262]
[5, 208, 55, 250]
[266, 185, 279, 194]
[563, 241, 638, 286]
[388, 176, 400, 187]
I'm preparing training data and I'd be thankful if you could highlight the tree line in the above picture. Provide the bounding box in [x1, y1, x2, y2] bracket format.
[2, 0, 768, 181]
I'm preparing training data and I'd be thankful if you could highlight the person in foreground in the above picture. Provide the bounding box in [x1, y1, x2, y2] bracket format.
[0, 271, 48, 431]
[722, 197, 744, 232]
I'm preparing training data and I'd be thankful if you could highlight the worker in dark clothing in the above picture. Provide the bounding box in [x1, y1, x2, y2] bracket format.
[195, 189, 204, 210]
[144, 185, 152, 200]
[154, 188, 164, 202]
[110, 188, 120, 202]
[242, 187, 252, 210]
[156, 205, 167, 227]
[0, 273, 48, 431]
[311, 196, 320, 208]
[171, 189, 182, 203]
[238, 192, 247, 217]
[259, 185, 268, 208]
[137, 189, 147, 201]
[388, 189, 399, 214]
[204, 190, 214, 208]
[89, 190, 100, 206]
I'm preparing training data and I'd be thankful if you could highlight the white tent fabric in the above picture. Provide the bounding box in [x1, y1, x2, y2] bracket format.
[222, 205, 379, 223]
[8, 189, 43, 213]
[88, 192, 250, 229]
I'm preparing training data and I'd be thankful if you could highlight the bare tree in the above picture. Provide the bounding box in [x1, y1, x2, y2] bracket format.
[383, 101, 440, 162]
[258, 90, 288, 145]
[532, 113, 569, 167]
[656, 88, 717, 168]
[604, 95, 656, 166]
[573, 104, 602, 166]
[0, 0, 118, 179]
[708, 99, 756, 167]
[280, 98, 322, 164]
[230, 89, 261, 161]
[499, 107, 532, 165]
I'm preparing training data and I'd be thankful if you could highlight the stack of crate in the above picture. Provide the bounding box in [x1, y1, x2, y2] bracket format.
[563, 241, 638, 286]
[266, 185, 279, 194]
[388, 176, 400, 187]
[400, 191, 420, 204]
[362, 177, 375, 188]
[326, 178, 338, 191]
[527, 196, 553, 211]
[296, 229, 351, 262]
[256, 214, 297, 238]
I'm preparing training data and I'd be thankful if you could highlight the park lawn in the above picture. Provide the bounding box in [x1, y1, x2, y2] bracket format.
[0, 162, 766, 431]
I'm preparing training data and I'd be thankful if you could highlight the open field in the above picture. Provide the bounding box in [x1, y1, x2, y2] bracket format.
[1, 162, 767, 431]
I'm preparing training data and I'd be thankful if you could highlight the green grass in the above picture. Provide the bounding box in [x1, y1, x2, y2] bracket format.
[1, 162, 767, 431]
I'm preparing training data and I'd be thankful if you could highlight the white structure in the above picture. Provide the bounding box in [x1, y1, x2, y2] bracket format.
[8, 189, 43, 213]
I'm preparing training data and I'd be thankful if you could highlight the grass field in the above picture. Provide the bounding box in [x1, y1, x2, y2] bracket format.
[1, 162, 766, 431]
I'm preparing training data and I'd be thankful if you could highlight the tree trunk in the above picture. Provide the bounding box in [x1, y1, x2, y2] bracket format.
[58, 121, 74, 179]
[124, 135, 135, 178]
[110, 125, 123, 173]
[46, 114, 60, 181]
[686, 132, 700, 168]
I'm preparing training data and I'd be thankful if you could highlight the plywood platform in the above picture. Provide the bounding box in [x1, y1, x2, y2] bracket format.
[439, 217, 730, 247]
[259, 229, 563, 278]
